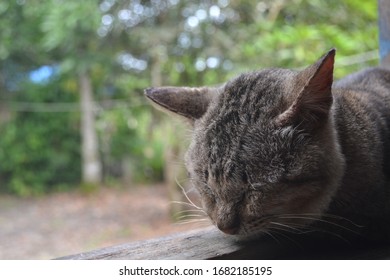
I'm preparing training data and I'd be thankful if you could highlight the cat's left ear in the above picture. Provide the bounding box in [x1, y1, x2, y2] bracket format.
[145, 86, 221, 121]
[276, 48, 335, 129]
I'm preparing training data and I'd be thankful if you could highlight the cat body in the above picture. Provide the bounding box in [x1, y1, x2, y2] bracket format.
[329, 67, 390, 241]
[145, 50, 390, 243]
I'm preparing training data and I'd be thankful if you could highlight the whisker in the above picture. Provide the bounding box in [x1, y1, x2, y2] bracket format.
[175, 209, 206, 215]
[170, 200, 194, 206]
[262, 230, 282, 244]
[175, 214, 207, 220]
[279, 213, 363, 228]
[274, 216, 357, 244]
[174, 217, 208, 223]
[268, 225, 351, 245]
[303, 226, 352, 244]
[174, 177, 191, 185]
[175, 177, 203, 210]
[170, 200, 201, 209]
[269, 222, 307, 234]
[267, 227, 304, 248]
[271, 221, 318, 234]
[317, 213, 364, 228]
[174, 219, 210, 226]
[277, 215, 361, 235]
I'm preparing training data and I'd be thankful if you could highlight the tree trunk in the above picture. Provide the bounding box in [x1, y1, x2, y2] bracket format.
[79, 71, 102, 184]
[0, 72, 11, 125]
[150, 48, 186, 219]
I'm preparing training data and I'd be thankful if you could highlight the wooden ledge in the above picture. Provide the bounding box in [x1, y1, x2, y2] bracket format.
[57, 226, 390, 260]
[57, 227, 246, 260]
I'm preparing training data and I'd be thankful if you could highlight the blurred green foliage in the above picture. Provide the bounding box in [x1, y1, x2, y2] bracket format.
[0, 79, 81, 195]
[0, 0, 379, 195]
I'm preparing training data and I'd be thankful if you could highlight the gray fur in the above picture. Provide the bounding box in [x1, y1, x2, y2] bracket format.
[145, 49, 390, 243]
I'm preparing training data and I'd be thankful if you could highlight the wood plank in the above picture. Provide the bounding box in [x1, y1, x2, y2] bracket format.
[57, 227, 244, 260]
[57, 226, 390, 260]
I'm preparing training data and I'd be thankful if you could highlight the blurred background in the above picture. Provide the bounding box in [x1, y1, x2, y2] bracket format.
[0, 0, 378, 259]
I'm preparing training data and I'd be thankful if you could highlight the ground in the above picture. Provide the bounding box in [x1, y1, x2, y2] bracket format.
[0, 184, 209, 259]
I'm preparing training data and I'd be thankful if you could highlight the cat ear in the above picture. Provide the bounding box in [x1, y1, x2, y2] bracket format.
[144, 86, 220, 120]
[276, 48, 335, 128]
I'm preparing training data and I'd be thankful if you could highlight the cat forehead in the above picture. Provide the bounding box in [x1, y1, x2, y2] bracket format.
[224, 68, 297, 93]
[206, 68, 297, 121]
[195, 68, 297, 134]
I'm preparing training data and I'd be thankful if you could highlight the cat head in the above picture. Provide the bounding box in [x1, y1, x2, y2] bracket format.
[145, 49, 345, 238]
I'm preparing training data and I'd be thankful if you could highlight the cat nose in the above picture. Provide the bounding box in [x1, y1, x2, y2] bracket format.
[217, 219, 240, 235]
[218, 225, 239, 235]
[216, 207, 240, 235]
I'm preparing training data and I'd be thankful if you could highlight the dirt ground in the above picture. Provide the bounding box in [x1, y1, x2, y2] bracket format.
[0, 184, 209, 259]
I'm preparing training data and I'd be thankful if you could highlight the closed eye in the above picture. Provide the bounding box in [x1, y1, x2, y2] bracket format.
[200, 184, 217, 204]
[197, 179, 214, 196]
[283, 176, 321, 186]
[204, 169, 209, 181]
[249, 182, 274, 192]
[250, 182, 264, 190]
[241, 172, 249, 184]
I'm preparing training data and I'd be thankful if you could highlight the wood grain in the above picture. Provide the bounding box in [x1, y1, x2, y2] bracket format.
[57, 226, 390, 260]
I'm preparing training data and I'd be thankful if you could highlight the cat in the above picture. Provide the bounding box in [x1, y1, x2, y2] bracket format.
[145, 49, 390, 244]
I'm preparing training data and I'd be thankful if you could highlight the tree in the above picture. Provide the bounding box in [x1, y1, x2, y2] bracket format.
[0, 0, 379, 196]
[0, 78, 81, 195]
[39, 0, 106, 184]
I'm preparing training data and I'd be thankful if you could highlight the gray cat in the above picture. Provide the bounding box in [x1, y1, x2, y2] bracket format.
[145, 49, 390, 244]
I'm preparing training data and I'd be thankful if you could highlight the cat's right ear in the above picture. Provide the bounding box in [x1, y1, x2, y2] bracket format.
[276, 49, 335, 129]
[144, 86, 220, 121]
